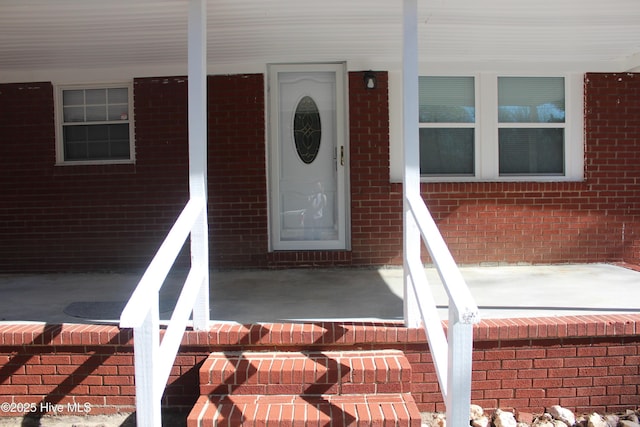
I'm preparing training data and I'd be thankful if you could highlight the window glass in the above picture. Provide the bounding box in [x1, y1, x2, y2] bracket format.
[85, 89, 106, 105]
[86, 106, 107, 121]
[498, 77, 565, 123]
[108, 88, 128, 104]
[63, 90, 84, 105]
[499, 128, 564, 175]
[418, 76, 475, 176]
[419, 76, 475, 123]
[59, 85, 131, 163]
[63, 124, 130, 161]
[497, 77, 565, 176]
[420, 128, 474, 175]
[63, 106, 85, 122]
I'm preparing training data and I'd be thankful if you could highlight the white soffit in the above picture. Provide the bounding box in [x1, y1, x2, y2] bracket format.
[1, 0, 639, 81]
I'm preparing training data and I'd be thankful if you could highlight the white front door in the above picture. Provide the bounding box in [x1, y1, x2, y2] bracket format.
[268, 63, 349, 250]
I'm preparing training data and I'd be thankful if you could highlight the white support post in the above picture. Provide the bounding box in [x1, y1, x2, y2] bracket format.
[187, 0, 210, 331]
[446, 304, 475, 427]
[401, 2, 478, 425]
[133, 298, 161, 427]
[402, 0, 421, 328]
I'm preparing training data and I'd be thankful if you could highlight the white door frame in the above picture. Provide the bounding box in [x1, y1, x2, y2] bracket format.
[267, 62, 350, 251]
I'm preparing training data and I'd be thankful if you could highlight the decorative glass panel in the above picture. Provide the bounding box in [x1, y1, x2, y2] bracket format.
[419, 76, 475, 123]
[498, 77, 565, 123]
[420, 128, 474, 175]
[293, 96, 322, 164]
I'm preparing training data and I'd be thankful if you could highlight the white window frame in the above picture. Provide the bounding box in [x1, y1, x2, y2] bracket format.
[55, 82, 135, 165]
[418, 75, 478, 177]
[419, 73, 583, 182]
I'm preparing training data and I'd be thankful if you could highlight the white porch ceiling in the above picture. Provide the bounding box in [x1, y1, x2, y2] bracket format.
[1, 0, 640, 83]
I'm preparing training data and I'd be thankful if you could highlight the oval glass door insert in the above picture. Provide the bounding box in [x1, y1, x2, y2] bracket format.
[293, 96, 322, 164]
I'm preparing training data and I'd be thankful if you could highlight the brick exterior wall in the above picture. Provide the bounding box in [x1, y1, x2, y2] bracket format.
[208, 74, 269, 268]
[0, 72, 639, 271]
[0, 79, 190, 272]
[1, 315, 639, 418]
[423, 73, 640, 266]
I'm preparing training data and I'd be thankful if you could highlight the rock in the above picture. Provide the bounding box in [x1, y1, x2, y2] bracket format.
[548, 405, 576, 427]
[471, 415, 490, 427]
[553, 421, 568, 427]
[470, 404, 484, 420]
[493, 409, 518, 427]
[470, 404, 488, 427]
[431, 413, 446, 427]
[621, 411, 640, 424]
[604, 414, 619, 427]
[587, 413, 607, 427]
[575, 415, 588, 427]
[532, 413, 555, 427]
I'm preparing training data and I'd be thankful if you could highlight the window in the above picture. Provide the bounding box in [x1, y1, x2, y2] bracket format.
[56, 84, 134, 164]
[419, 76, 475, 176]
[417, 74, 582, 181]
[498, 77, 565, 176]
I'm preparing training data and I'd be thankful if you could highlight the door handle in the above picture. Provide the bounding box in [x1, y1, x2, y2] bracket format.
[340, 146, 344, 166]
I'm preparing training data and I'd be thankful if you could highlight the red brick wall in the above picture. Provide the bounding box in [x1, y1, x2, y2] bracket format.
[1, 72, 639, 272]
[1, 316, 638, 418]
[585, 73, 640, 265]
[421, 72, 640, 266]
[207, 74, 269, 268]
[349, 72, 404, 266]
[0, 79, 190, 272]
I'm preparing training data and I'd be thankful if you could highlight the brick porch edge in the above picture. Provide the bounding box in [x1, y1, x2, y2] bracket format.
[0, 314, 639, 417]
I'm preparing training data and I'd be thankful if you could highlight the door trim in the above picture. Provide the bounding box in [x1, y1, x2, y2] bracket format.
[267, 63, 350, 251]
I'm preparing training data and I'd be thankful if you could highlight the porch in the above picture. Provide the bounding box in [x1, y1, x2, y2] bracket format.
[1, 263, 639, 325]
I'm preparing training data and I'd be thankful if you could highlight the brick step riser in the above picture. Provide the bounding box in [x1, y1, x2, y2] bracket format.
[188, 350, 422, 427]
[188, 394, 423, 427]
[199, 350, 412, 396]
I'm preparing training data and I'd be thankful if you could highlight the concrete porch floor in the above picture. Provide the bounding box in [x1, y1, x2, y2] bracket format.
[0, 263, 639, 325]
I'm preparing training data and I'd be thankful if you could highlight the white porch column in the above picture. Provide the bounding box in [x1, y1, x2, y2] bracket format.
[402, 0, 421, 328]
[188, 0, 210, 330]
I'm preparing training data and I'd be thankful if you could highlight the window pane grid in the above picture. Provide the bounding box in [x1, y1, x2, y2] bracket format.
[62, 88, 129, 124]
[498, 77, 565, 124]
[59, 85, 132, 163]
[63, 124, 130, 161]
[419, 76, 476, 176]
[497, 77, 565, 176]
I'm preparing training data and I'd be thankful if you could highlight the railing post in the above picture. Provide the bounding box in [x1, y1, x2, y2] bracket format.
[446, 304, 475, 427]
[133, 299, 161, 427]
[402, 0, 421, 328]
[188, 0, 209, 331]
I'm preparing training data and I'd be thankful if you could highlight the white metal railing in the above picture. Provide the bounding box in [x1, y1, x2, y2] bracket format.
[119, 2, 209, 426]
[403, 192, 480, 427]
[119, 197, 209, 427]
[401, 0, 480, 425]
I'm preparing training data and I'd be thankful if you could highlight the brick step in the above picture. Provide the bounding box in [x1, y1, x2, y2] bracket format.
[187, 393, 422, 427]
[198, 350, 412, 396]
